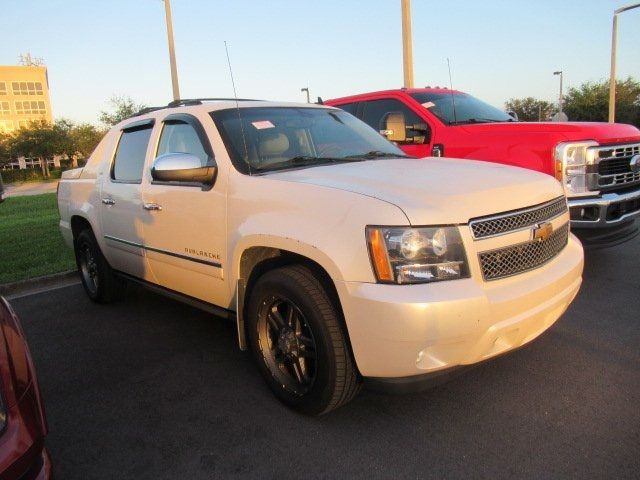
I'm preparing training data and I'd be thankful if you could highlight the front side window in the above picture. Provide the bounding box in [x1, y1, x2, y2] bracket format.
[211, 107, 408, 174]
[409, 92, 513, 125]
[360, 98, 427, 140]
[112, 127, 153, 182]
[157, 122, 209, 166]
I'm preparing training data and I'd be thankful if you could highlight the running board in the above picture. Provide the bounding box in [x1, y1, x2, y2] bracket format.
[116, 271, 236, 321]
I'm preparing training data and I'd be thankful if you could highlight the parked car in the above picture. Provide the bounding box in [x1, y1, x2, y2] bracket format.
[0, 296, 51, 479]
[0, 172, 5, 203]
[57, 99, 583, 414]
[325, 88, 640, 248]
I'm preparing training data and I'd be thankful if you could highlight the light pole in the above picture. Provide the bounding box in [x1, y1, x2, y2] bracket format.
[609, 3, 640, 122]
[401, 0, 414, 88]
[301, 87, 310, 103]
[163, 0, 180, 101]
[553, 71, 563, 114]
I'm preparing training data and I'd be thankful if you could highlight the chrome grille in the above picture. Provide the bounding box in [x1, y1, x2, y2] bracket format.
[469, 197, 567, 239]
[479, 223, 569, 281]
[593, 143, 640, 190]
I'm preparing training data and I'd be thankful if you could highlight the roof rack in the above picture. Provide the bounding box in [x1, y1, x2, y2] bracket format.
[129, 97, 263, 119]
[167, 97, 262, 107]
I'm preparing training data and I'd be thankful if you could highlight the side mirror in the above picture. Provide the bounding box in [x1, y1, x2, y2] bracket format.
[382, 112, 407, 142]
[151, 153, 217, 185]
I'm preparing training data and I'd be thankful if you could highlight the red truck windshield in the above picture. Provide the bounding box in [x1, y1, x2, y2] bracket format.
[409, 92, 514, 125]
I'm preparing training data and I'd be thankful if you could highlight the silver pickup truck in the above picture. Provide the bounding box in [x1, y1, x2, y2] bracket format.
[57, 99, 583, 414]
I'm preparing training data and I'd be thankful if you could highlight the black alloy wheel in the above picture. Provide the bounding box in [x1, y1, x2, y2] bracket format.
[247, 265, 361, 415]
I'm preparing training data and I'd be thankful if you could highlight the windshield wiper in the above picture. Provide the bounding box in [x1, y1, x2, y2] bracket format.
[343, 151, 413, 160]
[254, 156, 365, 172]
[449, 118, 509, 125]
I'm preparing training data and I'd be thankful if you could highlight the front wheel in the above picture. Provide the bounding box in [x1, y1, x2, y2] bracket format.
[74, 229, 124, 303]
[247, 265, 361, 415]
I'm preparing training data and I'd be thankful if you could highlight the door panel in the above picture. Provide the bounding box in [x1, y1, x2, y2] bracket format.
[141, 114, 228, 306]
[100, 123, 154, 279]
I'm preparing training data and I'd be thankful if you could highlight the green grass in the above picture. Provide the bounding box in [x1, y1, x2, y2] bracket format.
[0, 193, 75, 284]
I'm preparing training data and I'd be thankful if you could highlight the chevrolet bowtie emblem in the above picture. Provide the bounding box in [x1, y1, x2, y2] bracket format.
[532, 222, 553, 242]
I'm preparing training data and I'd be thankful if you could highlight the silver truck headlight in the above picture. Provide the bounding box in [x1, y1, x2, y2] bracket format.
[366, 226, 470, 284]
[554, 141, 598, 196]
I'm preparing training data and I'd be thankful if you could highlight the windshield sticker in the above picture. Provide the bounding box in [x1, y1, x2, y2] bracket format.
[422, 102, 435, 109]
[251, 120, 275, 130]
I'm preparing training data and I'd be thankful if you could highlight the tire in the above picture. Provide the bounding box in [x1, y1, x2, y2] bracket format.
[74, 229, 125, 303]
[247, 265, 361, 415]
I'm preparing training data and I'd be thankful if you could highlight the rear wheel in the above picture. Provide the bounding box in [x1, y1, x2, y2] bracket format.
[74, 229, 124, 303]
[247, 265, 361, 415]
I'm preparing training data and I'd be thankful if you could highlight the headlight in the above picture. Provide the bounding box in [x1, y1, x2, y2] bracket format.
[366, 226, 470, 284]
[554, 141, 598, 196]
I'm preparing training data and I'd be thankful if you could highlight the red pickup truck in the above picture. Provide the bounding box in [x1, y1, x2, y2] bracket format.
[326, 88, 640, 247]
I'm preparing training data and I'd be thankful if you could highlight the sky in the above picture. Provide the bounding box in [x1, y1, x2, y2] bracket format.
[2, 0, 639, 124]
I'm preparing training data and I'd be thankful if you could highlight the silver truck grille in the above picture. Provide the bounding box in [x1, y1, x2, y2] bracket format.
[592, 143, 640, 190]
[469, 197, 567, 239]
[479, 223, 569, 281]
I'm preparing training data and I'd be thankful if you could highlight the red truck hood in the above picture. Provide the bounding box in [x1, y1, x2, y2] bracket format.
[461, 121, 640, 145]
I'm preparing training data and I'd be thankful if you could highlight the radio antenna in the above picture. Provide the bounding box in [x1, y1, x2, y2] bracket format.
[447, 58, 458, 125]
[224, 41, 250, 171]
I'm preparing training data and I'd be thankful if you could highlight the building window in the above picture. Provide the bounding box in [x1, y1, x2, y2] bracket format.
[0, 82, 6, 95]
[14, 101, 46, 115]
[0, 102, 9, 115]
[17, 120, 30, 129]
[0, 120, 14, 132]
[11, 81, 44, 96]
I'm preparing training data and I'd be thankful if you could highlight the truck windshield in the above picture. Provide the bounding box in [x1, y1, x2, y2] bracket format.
[210, 107, 410, 174]
[409, 92, 514, 125]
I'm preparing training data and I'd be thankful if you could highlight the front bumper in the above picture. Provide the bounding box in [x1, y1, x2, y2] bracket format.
[568, 188, 640, 245]
[338, 234, 583, 380]
[569, 188, 640, 227]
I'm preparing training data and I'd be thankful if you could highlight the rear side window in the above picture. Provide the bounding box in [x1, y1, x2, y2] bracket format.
[112, 127, 153, 182]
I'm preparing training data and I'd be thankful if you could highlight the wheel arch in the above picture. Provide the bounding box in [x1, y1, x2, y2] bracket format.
[234, 242, 357, 373]
[70, 215, 94, 242]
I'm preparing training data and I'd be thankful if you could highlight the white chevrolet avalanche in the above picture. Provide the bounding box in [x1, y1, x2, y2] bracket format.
[57, 99, 584, 414]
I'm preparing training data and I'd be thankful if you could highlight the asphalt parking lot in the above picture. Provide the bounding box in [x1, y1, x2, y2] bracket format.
[10, 235, 640, 479]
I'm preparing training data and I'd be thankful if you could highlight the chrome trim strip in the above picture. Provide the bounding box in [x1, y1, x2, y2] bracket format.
[468, 196, 567, 240]
[104, 235, 222, 268]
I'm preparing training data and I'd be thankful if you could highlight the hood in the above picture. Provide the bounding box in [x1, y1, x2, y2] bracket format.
[268, 158, 564, 225]
[460, 121, 640, 145]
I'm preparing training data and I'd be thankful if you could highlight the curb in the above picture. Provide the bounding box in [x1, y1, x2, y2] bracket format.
[0, 271, 78, 297]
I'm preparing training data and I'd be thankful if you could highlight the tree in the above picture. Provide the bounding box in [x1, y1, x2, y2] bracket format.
[69, 123, 107, 163]
[9, 120, 75, 177]
[504, 97, 556, 122]
[0, 132, 11, 166]
[563, 77, 640, 127]
[99, 95, 146, 126]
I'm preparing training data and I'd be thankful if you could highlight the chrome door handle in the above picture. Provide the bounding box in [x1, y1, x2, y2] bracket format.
[143, 203, 162, 211]
[101, 198, 115, 205]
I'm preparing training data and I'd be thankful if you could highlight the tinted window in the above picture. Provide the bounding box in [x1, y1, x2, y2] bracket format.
[360, 99, 426, 139]
[112, 127, 152, 182]
[336, 102, 358, 116]
[211, 107, 408, 174]
[157, 122, 209, 166]
[409, 92, 513, 125]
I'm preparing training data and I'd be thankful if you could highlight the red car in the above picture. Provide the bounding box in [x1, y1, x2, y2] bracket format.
[0, 296, 51, 479]
[326, 88, 640, 247]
